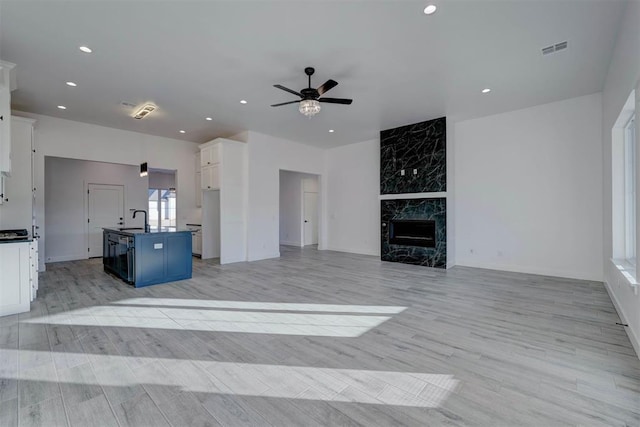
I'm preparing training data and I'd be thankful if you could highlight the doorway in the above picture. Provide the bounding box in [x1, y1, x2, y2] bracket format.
[148, 169, 177, 231]
[87, 183, 124, 257]
[279, 171, 319, 247]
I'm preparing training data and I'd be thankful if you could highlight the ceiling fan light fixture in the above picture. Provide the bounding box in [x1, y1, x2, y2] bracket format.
[299, 99, 321, 117]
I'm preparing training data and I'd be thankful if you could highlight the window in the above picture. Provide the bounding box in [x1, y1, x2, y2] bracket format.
[624, 116, 636, 263]
[148, 188, 177, 231]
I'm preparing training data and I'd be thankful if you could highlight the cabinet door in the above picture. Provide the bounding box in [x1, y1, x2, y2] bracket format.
[165, 233, 192, 280]
[0, 86, 10, 175]
[195, 233, 202, 255]
[0, 243, 31, 316]
[30, 241, 38, 301]
[201, 164, 220, 191]
[211, 164, 220, 189]
[200, 144, 219, 167]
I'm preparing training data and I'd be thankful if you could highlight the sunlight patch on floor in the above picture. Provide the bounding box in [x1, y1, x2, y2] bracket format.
[2, 349, 459, 408]
[113, 298, 407, 314]
[23, 302, 406, 337]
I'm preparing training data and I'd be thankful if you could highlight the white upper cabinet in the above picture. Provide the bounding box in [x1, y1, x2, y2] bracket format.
[0, 62, 16, 176]
[200, 143, 219, 167]
[201, 163, 220, 191]
[199, 141, 221, 191]
[195, 152, 202, 207]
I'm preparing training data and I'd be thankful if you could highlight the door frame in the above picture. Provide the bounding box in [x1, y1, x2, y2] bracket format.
[85, 182, 125, 258]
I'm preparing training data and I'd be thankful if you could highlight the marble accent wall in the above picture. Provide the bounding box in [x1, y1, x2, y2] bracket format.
[381, 198, 446, 268]
[380, 117, 446, 195]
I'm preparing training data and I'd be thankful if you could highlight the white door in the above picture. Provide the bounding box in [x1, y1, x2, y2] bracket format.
[87, 184, 124, 257]
[303, 191, 318, 246]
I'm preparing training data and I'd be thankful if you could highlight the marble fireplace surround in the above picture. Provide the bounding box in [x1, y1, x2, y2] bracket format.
[381, 197, 447, 268]
[379, 117, 448, 268]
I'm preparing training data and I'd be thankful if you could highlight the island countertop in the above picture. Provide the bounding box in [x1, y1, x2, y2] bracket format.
[102, 227, 192, 236]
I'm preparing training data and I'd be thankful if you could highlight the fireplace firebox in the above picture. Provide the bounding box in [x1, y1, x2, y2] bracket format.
[389, 219, 436, 248]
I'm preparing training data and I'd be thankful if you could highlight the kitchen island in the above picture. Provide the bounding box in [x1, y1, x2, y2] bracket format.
[103, 227, 192, 287]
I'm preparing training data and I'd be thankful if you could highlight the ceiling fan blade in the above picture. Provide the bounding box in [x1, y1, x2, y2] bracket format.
[318, 97, 353, 105]
[270, 100, 300, 107]
[274, 84, 302, 97]
[317, 79, 338, 96]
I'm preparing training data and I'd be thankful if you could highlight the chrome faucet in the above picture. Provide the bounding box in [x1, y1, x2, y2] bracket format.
[132, 210, 150, 233]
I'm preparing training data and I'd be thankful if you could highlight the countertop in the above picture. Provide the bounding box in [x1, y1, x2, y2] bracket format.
[103, 227, 192, 237]
[0, 238, 33, 244]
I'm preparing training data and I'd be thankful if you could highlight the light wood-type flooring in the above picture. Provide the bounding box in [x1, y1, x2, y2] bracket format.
[1, 246, 639, 426]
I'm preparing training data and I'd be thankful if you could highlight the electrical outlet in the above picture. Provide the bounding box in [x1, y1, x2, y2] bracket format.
[400, 169, 405, 176]
[413, 169, 417, 175]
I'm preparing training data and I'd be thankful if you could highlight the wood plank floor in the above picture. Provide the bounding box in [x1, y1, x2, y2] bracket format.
[1, 246, 639, 426]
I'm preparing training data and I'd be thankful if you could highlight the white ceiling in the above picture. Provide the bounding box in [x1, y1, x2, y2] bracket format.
[0, 0, 627, 148]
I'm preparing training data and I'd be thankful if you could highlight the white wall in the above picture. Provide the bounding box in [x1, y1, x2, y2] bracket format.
[14, 112, 200, 270]
[148, 170, 176, 189]
[44, 157, 148, 262]
[245, 131, 326, 261]
[219, 139, 247, 264]
[279, 170, 303, 247]
[325, 139, 380, 256]
[201, 190, 220, 259]
[454, 93, 603, 281]
[602, 0, 640, 358]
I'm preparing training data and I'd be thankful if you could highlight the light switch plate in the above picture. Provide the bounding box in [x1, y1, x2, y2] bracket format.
[400, 169, 405, 176]
[413, 169, 417, 175]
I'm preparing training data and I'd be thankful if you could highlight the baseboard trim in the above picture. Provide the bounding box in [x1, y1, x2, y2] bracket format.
[455, 260, 601, 282]
[45, 254, 86, 263]
[247, 252, 280, 262]
[324, 245, 379, 257]
[280, 241, 302, 247]
[604, 279, 640, 360]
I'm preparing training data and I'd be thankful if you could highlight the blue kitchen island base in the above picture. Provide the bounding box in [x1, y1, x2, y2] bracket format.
[103, 228, 192, 287]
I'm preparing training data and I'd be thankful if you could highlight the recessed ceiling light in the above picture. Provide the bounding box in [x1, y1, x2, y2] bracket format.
[240, 100, 247, 104]
[423, 4, 437, 15]
[205, 117, 213, 121]
[482, 88, 491, 94]
[79, 46, 92, 53]
[57, 105, 67, 110]
[329, 129, 335, 133]
[66, 81, 77, 87]
[179, 130, 186, 134]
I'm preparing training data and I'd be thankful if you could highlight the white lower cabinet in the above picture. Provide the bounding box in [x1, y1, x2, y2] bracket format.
[191, 231, 202, 256]
[30, 241, 39, 301]
[0, 241, 32, 316]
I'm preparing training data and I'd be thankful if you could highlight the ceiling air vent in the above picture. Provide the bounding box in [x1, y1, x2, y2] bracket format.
[542, 41, 568, 56]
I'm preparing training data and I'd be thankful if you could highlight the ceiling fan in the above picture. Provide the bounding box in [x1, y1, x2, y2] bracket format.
[271, 67, 353, 117]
